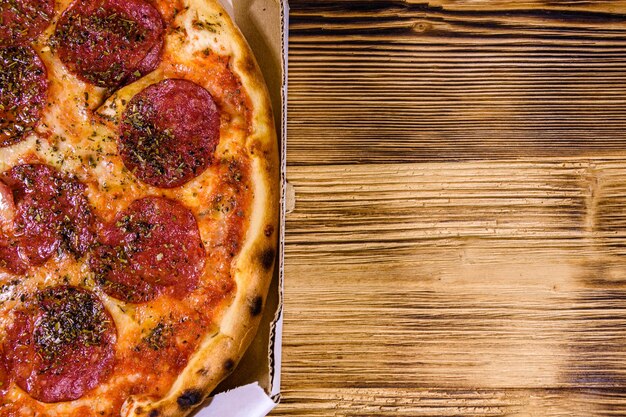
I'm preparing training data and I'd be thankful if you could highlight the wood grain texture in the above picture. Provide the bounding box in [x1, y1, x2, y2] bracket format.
[278, 388, 626, 416]
[287, 0, 626, 165]
[273, 0, 626, 415]
[274, 161, 626, 415]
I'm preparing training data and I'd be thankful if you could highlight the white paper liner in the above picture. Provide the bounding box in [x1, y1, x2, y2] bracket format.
[199, 383, 277, 417]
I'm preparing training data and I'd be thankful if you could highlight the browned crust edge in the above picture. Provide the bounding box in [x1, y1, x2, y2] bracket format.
[121, 1, 280, 416]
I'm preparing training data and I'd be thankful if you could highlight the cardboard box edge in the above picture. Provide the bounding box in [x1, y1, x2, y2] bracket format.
[269, 0, 289, 403]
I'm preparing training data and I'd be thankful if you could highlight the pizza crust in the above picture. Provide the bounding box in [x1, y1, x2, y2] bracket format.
[0, 0, 278, 415]
[120, 1, 279, 416]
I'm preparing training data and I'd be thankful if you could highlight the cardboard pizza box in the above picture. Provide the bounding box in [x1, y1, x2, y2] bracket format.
[195, 0, 288, 416]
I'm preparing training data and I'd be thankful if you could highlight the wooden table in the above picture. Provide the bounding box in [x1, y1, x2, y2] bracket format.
[272, 1, 626, 415]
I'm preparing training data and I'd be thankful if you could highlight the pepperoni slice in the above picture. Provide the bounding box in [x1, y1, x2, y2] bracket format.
[125, 39, 163, 85]
[54, 0, 164, 88]
[90, 197, 205, 303]
[119, 79, 220, 188]
[0, 347, 9, 396]
[0, 164, 96, 274]
[4, 286, 116, 403]
[0, 241, 26, 275]
[0, 180, 15, 232]
[0, 180, 20, 272]
[0, 46, 48, 148]
[0, 0, 54, 46]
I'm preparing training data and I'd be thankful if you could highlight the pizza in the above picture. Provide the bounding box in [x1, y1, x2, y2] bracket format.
[0, 0, 279, 416]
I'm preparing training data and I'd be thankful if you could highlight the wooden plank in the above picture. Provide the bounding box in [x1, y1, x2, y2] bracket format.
[278, 1, 626, 415]
[287, 160, 598, 264]
[274, 388, 626, 416]
[272, 160, 626, 414]
[287, 1, 626, 165]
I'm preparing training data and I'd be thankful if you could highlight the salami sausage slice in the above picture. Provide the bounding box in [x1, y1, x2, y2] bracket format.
[0, 347, 9, 396]
[0, 0, 54, 46]
[125, 40, 162, 85]
[119, 79, 220, 188]
[0, 164, 96, 274]
[0, 241, 26, 275]
[54, 0, 164, 88]
[3, 286, 116, 403]
[0, 180, 15, 232]
[0, 46, 48, 148]
[0, 356, 10, 395]
[90, 197, 205, 303]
